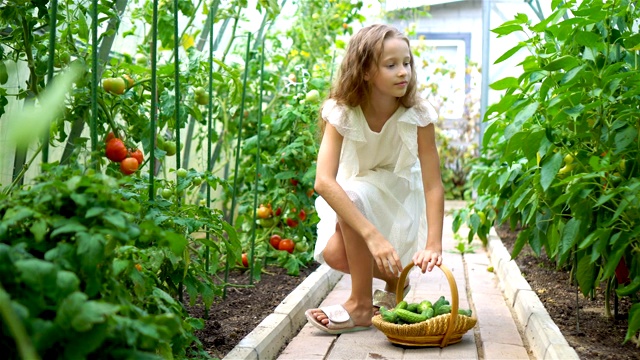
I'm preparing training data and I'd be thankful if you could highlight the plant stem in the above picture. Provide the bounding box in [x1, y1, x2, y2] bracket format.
[0, 284, 40, 360]
[4, 142, 44, 196]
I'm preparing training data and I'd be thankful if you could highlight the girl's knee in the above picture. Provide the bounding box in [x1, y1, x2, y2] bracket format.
[323, 247, 349, 273]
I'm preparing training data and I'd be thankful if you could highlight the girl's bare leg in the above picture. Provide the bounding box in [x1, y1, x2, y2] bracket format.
[309, 220, 399, 326]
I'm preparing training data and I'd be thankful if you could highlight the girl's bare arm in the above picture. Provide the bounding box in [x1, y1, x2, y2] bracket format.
[413, 123, 445, 272]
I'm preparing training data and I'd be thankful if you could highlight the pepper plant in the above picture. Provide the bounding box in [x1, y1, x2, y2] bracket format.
[453, 0, 640, 344]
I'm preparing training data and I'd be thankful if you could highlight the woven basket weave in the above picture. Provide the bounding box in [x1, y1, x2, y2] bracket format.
[372, 263, 477, 347]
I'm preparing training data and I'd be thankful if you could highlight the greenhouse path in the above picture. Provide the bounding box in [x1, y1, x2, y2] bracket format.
[223, 201, 581, 360]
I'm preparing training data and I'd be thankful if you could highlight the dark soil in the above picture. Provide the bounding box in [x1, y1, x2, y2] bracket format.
[496, 224, 639, 360]
[185, 262, 320, 359]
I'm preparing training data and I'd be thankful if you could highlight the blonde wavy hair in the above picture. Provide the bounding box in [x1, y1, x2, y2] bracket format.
[318, 24, 421, 135]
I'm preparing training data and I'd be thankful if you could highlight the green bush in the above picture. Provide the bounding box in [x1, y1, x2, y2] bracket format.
[454, 0, 640, 344]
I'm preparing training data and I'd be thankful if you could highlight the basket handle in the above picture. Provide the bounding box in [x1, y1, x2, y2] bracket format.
[395, 263, 460, 348]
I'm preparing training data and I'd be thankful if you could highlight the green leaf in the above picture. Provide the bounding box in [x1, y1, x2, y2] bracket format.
[30, 219, 48, 242]
[15, 258, 57, 292]
[71, 300, 120, 332]
[164, 232, 188, 255]
[490, 77, 519, 91]
[624, 303, 640, 343]
[511, 227, 531, 259]
[56, 270, 80, 298]
[491, 24, 523, 36]
[543, 55, 580, 71]
[56, 292, 89, 330]
[574, 31, 602, 47]
[575, 252, 596, 296]
[558, 218, 581, 261]
[602, 237, 630, 280]
[494, 42, 525, 65]
[51, 221, 87, 239]
[514, 101, 539, 126]
[614, 126, 637, 154]
[540, 152, 563, 191]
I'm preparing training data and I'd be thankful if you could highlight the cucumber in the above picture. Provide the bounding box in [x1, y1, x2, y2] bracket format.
[435, 304, 452, 316]
[396, 308, 428, 324]
[458, 309, 473, 317]
[406, 302, 420, 313]
[422, 307, 434, 319]
[432, 296, 446, 311]
[395, 300, 408, 310]
[417, 300, 432, 313]
[380, 306, 399, 323]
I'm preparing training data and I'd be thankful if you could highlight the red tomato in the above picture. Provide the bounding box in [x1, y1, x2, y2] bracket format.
[129, 149, 144, 165]
[275, 207, 282, 216]
[135, 263, 142, 271]
[290, 178, 299, 186]
[298, 209, 307, 221]
[278, 239, 294, 254]
[286, 218, 298, 228]
[269, 234, 282, 249]
[106, 138, 128, 162]
[120, 157, 139, 175]
[242, 253, 249, 267]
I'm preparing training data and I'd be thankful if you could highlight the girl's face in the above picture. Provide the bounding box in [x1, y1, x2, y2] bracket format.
[366, 37, 412, 100]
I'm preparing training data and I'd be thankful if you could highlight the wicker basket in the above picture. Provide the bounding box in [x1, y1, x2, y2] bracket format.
[372, 263, 477, 347]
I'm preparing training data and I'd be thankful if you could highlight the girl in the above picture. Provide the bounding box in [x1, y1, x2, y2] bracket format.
[304, 24, 445, 334]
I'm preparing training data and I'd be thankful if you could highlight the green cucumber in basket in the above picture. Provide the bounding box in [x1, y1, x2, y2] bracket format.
[396, 308, 428, 324]
[458, 309, 473, 317]
[435, 304, 452, 316]
[417, 300, 432, 313]
[379, 306, 399, 323]
[406, 302, 420, 313]
[395, 300, 408, 310]
[422, 307, 434, 319]
[432, 296, 447, 311]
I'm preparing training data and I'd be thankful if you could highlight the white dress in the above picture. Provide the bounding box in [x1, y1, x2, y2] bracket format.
[314, 99, 435, 266]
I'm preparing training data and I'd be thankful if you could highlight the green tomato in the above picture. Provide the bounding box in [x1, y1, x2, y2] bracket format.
[192, 176, 202, 186]
[305, 89, 320, 103]
[295, 241, 309, 253]
[161, 188, 172, 199]
[177, 168, 188, 178]
[164, 141, 177, 156]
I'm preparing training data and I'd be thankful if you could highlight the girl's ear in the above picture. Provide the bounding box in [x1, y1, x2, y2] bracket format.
[364, 72, 370, 81]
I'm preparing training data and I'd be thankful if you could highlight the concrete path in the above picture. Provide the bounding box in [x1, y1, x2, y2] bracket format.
[224, 201, 580, 360]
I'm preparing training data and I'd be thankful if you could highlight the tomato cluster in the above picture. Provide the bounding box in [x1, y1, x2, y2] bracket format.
[104, 132, 144, 175]
[268, 234, 295, 254]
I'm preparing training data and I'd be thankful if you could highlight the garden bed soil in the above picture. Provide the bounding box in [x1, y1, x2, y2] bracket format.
[496, 224, 638, 360]
[185, 263, 320, 359]
[186, 226, 638, 359]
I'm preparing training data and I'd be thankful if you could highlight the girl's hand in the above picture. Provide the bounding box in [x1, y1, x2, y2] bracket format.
[412, 249, 442, 273]
[365, 233, 403, 277]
